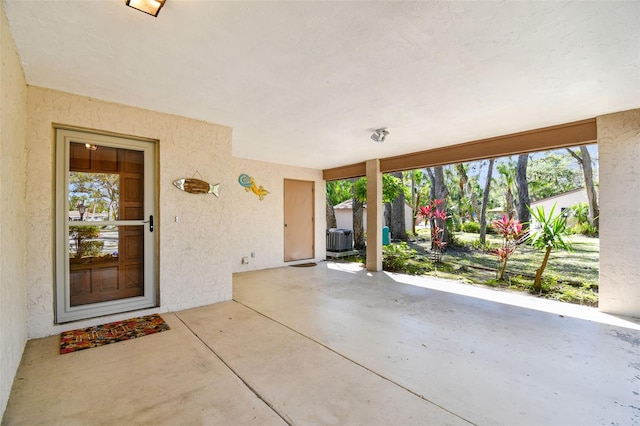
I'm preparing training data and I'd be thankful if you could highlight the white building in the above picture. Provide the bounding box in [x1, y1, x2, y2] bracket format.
[333, 200, 415, 235]
[530, 187, 590, 227]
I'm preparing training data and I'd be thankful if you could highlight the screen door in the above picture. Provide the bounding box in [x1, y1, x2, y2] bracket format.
[55, 129, 157, 323]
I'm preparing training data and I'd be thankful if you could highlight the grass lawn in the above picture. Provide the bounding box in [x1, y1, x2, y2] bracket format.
[449, 232, 599, 287]
[400, 230, 600, 306]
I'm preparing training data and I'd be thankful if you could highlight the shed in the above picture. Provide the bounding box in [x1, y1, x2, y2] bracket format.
[333, 200, 415, 234]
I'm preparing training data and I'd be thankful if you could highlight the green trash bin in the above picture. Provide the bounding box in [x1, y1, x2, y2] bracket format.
[382, 226, 390, 245]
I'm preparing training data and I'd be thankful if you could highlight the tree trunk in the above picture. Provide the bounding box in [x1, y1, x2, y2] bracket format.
[427, 168, 436, 203]
[411, 172, 417, 235]
[413, 191, 421, 236]
[498, 257, 508, 281]
[516, 153, 530, 227]
[384, 203, 391, 227]
[580, 146, 599, 230]
[567, 146, 599, 230]
[427, 166, 450, 248]
[326, 201, 337, 229]
[352, 185, 365, 250]
[533, 246, 552, 292]
[390, 172, 408, 241]
[479, 159, 495, 244]
[505, 187, 514, 219]
[455, 163, 468, 223]
[467, 178, 480, 223]
[454, 163, 479, 222]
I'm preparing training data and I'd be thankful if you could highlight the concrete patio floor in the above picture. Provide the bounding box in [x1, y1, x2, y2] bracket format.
[3, 261, 640, 425]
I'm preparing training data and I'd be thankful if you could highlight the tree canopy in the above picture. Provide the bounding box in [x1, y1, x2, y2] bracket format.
[325, 145, 598, 238]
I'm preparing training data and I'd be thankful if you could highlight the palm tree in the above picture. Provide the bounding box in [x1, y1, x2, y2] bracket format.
[407, 169, 429, 235]
[496, 161, 516, 219]
[479, 159, 495, 244]
[515, 153, 530, 226]
[528, 203, 572, 292]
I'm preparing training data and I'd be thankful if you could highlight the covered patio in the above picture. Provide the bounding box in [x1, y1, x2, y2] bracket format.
[5, 263, 639, 425]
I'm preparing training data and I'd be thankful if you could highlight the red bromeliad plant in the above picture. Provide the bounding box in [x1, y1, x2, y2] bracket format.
[491, 215, 525, 280]
[418, 199, 448, 262]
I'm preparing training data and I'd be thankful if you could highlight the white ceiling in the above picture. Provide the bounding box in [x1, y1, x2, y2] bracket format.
[4, 1, 639, 170]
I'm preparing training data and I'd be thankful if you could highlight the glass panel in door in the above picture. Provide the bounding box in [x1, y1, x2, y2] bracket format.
[68, 224, 144, 306]
[68, 142, 146, 306]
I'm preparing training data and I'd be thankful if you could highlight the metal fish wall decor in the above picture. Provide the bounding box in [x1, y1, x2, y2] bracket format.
[173, 178, 220, 197]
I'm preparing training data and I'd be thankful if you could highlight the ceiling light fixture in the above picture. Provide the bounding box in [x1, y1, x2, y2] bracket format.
[126, 0, 166, 17]
[371, 128, 389, 143]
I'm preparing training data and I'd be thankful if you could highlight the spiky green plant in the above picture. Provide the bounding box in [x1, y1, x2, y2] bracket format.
[528, 203, 572, 292]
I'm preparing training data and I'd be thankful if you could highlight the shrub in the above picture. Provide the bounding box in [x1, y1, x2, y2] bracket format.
[492, 215, 525, 280]
[539, 275, 558, 293]
[383, 242, 416, 272]
[571, 222, 599, 237]
[471, 239, 494, 251]
[570, 202, 589, 225]
[69, 226, 102, 258]
[449, 216, 462, 232]
[417, 199, 448, 261]
[448, 233, 464, 249]
[462, 221, 481, 233]
[80, 240, 104, 257]
[506, 275, 530, 289]
[552, 284, 599, 306]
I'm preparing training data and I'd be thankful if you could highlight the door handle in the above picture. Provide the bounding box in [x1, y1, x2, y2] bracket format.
[143, 215, 154, 232]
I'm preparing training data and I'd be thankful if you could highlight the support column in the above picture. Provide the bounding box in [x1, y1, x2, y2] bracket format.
[366, 159, 382, 272]
[598, 108, 640, 317]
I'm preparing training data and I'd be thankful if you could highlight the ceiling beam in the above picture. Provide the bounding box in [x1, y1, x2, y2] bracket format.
[323, 118, 597, 181]
[323, 162, 366, 182]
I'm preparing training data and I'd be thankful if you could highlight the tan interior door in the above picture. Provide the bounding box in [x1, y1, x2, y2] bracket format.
[284, 179, 314, 261]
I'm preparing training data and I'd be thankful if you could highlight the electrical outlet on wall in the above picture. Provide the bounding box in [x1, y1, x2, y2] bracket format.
[241, 256, 249, 264]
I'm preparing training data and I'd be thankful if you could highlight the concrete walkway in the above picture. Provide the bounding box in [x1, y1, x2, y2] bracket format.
[3, 261, 640, 425]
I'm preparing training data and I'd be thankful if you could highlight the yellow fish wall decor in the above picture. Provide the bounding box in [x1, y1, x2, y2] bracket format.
[238, 174, 269, 200]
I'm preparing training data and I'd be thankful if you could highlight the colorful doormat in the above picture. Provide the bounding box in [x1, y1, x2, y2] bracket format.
[290, 262, 317, 267]
[60, 314, 170, 354]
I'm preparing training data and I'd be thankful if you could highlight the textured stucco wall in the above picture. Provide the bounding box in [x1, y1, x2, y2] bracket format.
[231, 157, 326, 273]
[0, 4, 27, 415]
[598, 109, 640, 317]
[25, 87, 233, 338]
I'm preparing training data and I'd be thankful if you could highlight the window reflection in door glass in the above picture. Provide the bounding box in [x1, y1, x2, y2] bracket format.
[68, 225, 119, 261]
[69, 172, 120, 221]
[68, 224, 144, 306]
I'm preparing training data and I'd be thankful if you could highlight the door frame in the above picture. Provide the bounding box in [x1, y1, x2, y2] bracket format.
[54, 127, 158, 323]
